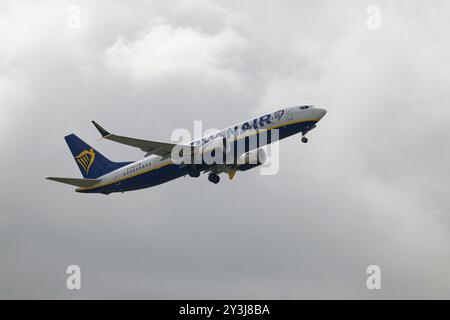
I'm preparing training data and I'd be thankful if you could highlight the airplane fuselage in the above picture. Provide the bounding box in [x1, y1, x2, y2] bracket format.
[74, 105, 326, 194]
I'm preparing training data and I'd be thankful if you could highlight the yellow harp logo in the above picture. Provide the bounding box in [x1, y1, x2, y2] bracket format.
[75, 148, 95, 174]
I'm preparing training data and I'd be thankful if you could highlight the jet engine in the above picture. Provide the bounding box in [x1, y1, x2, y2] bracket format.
[237, 148, 266, 171]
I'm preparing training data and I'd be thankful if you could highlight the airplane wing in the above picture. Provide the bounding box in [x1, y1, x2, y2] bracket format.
[46, 177, 101, 187]
[92, 121, 182, 157]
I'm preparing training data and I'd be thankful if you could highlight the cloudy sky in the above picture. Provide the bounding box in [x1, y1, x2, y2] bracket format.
[1, 0, 450, 299]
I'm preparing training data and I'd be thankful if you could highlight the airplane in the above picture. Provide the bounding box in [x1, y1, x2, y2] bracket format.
[47, 105, 327, 194]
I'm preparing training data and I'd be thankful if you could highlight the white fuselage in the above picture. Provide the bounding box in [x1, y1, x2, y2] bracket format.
[95, 105, 326, 186]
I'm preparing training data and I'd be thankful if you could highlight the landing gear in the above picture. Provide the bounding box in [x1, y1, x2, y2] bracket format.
[301, 136, 309, 143]
[188, 167, 200, 178]
[208, 173, 220, 184]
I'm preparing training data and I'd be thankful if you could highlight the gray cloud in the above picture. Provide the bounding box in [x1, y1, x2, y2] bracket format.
[1, 0, 450, 299]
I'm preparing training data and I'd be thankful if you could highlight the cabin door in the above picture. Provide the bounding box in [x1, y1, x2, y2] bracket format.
[285, 108, 293, 121]
[114, 174, 121, 186]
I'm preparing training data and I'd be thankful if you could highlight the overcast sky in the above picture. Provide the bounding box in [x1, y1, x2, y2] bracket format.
[1, 0, 450, 299]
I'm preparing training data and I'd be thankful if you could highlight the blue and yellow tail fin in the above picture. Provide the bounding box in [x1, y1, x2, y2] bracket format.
[64, 134, 131, 179]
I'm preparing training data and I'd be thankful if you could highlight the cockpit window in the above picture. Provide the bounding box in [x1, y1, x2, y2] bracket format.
[299, 105, 310, 110]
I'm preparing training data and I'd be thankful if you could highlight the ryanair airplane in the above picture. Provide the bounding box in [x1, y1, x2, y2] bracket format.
[47, 105, 326, 194]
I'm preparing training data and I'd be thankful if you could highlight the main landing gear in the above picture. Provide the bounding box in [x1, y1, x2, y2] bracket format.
[301, 136, 309, 143]
[190, 165, 220, 184]
[188, 167, 200, 178]
[208, 173, 220, 184]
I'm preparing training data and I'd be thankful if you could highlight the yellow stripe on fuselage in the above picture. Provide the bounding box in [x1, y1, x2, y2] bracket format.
[77, 117, 319, 191]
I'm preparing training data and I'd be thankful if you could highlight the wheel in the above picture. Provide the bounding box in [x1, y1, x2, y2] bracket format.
[208, 173, 220, 184]
[188, 167, 200, 178]
[208, 174, 220, 184]
[301, 136, 308, 143]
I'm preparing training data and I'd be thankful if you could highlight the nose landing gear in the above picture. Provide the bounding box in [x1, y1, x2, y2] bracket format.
[301, 136, 308, 143]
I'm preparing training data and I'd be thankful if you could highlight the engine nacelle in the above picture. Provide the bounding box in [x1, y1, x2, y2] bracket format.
[238, 148, 266, 165]
[237, 148, 266, 171]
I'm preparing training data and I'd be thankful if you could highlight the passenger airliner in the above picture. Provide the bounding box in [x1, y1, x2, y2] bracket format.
[47, 105, 327, 194]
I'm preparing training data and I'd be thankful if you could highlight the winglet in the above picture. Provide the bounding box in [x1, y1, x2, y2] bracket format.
[92, 121, 110, 137]
[228, 169, 237, 180]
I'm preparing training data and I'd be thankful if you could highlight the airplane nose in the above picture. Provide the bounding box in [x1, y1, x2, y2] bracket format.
[314, 108, 327, 119]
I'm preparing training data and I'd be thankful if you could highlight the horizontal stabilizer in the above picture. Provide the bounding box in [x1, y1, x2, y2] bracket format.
[46, 177, 101, 187]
